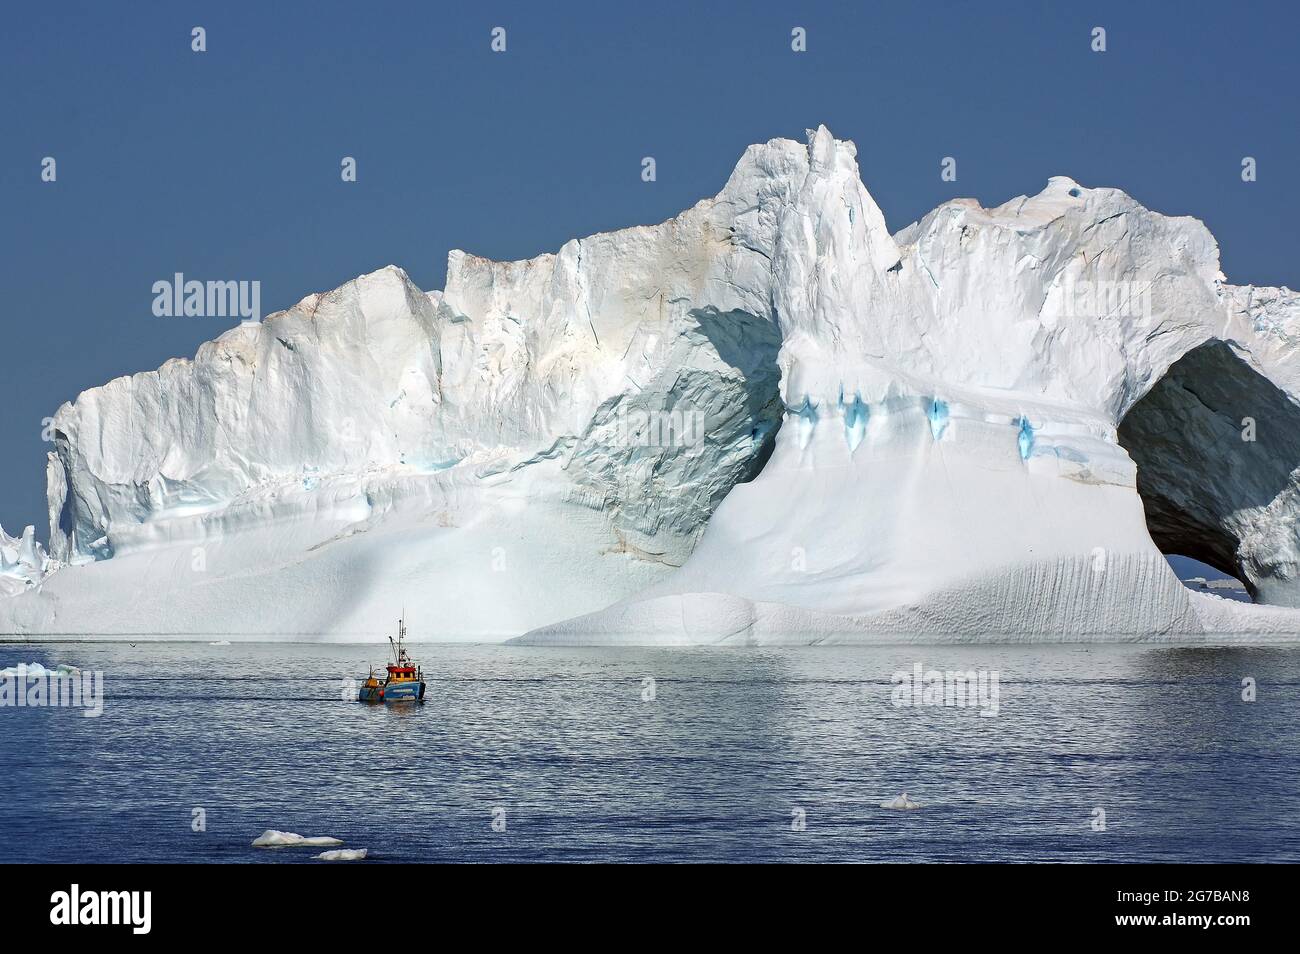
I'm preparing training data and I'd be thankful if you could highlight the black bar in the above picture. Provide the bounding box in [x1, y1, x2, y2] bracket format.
[11, 863, 1283, 940]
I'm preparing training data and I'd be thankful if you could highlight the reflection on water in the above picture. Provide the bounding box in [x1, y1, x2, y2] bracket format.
[1, 641, 1297, 862]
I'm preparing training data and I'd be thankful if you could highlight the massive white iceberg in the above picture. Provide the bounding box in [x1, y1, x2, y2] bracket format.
[3, 126, 1299, 643]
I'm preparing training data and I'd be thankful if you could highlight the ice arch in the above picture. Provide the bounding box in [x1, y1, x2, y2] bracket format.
[1118, 340, 1300, 607]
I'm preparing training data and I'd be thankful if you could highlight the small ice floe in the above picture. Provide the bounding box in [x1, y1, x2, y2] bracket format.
[880, 792, 921, 810]
[1, 665, 80, 681]
[0, 662, 75, 678]
[251, 830, 344, 848]
[209, 640, 231, 646]
[315, 848, 367, 861]
[1, 662, 48, 678]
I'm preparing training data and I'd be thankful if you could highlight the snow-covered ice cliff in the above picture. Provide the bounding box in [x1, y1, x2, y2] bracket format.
[4, 126, 1300, 643]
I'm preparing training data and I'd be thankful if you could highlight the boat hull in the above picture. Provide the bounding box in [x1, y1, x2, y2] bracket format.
[358, 681, 426, 704]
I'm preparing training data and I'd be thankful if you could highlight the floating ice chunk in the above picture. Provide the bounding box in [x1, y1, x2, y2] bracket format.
[315, 848, 368, 861]
[251, 830, 345, 848]
[1, 662, 52, 678]
[880, 792, 921, 810]
[209, 640, 231, 646]
[927, 400, 949, 440]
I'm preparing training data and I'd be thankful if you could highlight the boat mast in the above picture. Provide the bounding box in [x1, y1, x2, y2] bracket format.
[389, 610, 409, 666]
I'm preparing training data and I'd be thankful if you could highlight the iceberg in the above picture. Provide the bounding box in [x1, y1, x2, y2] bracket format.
[880, 793, 921, 810]
[0, 662, 53, 679]
[314, 848, 368, 861]
[251, 830, 344, 848]
[2, 126, 1299, 644]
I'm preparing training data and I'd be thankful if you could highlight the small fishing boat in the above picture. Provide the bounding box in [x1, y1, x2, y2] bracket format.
[357, 618, 426, 704]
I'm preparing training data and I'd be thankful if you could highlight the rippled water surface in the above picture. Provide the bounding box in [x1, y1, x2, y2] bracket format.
[2, 641, 1298, 862]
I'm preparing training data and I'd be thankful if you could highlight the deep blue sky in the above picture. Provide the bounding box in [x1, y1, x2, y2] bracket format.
[2, 0, 1297, 534]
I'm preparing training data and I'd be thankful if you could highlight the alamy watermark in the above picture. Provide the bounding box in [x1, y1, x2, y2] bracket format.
[891, 662, 1000, 717]
[1, 664, 104, 717]
[152, 273, 261, 323]
[1060, 278, 1151, 320]
[50, 884, 150, 934]
[616, 405, 705, 448]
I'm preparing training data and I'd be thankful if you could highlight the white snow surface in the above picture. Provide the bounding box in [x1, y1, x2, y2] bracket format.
[4, 125, 1300, 643]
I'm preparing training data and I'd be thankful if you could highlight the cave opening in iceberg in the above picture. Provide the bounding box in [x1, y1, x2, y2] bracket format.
[1165, 553, 1254, 603]
[1118, 340, 1300, 606]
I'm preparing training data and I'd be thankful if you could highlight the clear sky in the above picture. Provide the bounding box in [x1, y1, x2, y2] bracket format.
[2, 0, 1297, 533]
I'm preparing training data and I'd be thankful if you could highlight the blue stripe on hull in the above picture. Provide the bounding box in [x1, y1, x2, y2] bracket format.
[357, 682, 426, 703]
[383, 683, 423, 702]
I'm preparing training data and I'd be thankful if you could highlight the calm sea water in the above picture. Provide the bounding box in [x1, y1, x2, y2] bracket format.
[2, 641, 1297, 863]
